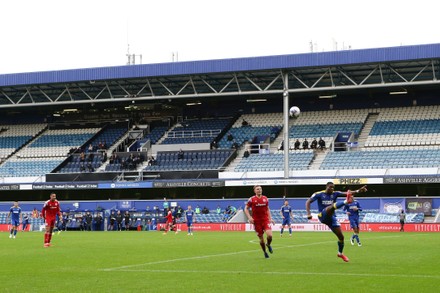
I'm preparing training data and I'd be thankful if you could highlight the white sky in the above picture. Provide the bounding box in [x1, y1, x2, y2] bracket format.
[0, 0, 438, 74]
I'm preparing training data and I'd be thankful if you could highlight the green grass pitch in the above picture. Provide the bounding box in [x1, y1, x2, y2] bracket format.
[1, 231, 439, 292]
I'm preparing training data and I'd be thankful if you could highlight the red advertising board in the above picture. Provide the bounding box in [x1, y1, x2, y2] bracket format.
[0, 224, 31, 232]
[158, 223, 246, 232]
[157, 223, 440, 232]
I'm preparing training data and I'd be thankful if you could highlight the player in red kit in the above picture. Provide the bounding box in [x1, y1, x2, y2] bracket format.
[244, 185, 274, 258]
[41, 193, 62, 247]
[163, 208, 174, 235]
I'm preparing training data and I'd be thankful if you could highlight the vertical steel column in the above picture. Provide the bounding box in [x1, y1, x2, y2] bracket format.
[283, 72, 289, 179]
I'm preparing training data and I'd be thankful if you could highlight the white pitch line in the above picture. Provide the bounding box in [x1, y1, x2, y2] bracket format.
[101, 239, 347, 272]
[105, 269, 440, 280]
[101, 233, 420, 272]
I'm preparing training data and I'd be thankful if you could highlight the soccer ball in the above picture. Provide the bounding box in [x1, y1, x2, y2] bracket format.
[289, 106, 301, 118]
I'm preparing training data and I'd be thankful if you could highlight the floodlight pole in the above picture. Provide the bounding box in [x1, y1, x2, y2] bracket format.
[283, 71, 289, 179]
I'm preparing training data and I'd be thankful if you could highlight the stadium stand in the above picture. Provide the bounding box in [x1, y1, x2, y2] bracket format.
[144, 149, 235, 171]
[235, 151, 314, 172]
[218, 113, 283, 149]
[161, 118, 231, 144]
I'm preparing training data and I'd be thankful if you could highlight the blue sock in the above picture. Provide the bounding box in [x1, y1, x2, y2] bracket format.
[14, 230, 17, 236]
[280, 228, 284, 234]
[338, 241, 344, 253]
[289, 228, 292, 234]
[356, 235, 360, 243]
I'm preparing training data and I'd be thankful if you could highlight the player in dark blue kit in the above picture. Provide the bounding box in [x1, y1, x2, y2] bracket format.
[280, 200, 293, 237]
[305, 182, 367, 262]
[344, 199, 363, 246]
[7, 201, 22, 239]
[185, 205, 196, 235]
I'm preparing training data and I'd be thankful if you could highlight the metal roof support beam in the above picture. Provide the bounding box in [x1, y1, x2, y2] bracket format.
[219, 77, 234, 94]
[311, 69, 329, 88]
[234, 73, 241, 93]
[0, 91, 15, 105]
[158, 81, 175, 96]
[176, 79, 192, 96]
[54, 88, 68, 102]
[190, 77, 197, 95]
[201, 78, 218, 94]
[410, 64, 430, 82]
[359, 66, 378, 85]
[264, 73, 282, 91]
[388, 64, 408, 82]
[337, 68, 358, 85]
[39, 89, 54, 103]
[244, 75, 262, 91]
[78, 87, 94, 100]
[290, 72, 309, 89]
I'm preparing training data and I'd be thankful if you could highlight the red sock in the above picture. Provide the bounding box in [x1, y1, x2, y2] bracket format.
[44, 233, 49, 243]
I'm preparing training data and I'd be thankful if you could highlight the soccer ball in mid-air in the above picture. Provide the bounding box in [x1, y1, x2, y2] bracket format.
[289, 106, 301, 118]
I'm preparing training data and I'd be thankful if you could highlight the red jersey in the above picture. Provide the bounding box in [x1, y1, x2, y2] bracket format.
[42, 199, 62, 219]
[246, 195, 270, 222]
[165, 210, 173, 223]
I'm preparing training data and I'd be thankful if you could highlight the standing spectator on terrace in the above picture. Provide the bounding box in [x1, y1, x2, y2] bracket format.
[7, 201, 22, 239]
[87, 162, 94, 172]
[344, 199, 363, 246]
[88, 144, 93, 153]
[305, 182, 367, 262]
[244, 185, 275, 259]
[80, 151, 85, 162]
[302, 138, 309, 150]
[22, 213, 29, 232]
[399, 209, 406, 232]
[216, 205, 222, 214]
[115, 210, 123, 231]
[310, 138, 318, 149]
[211, 140, 218, 149]
[178, 149, 184, 160]
[109, 152, 119, 164]
[41, 193, 62, 247]
[124, 211, 131, 231]
[243, 149, 250, 158]
[280, 200, 293, 237]
[102, 152, 107, 163]
[195, 205, 201, 215]
[242, 119, 249, 127]
[294, 139, 301, 150]
[318, 137, 326, 149]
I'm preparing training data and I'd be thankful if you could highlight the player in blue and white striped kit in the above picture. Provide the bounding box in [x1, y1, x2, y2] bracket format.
[185, 205, 196, 235]
[344, 200, 363, 246]
[7, 201, 22, 239]
[280, 200, 293, 237]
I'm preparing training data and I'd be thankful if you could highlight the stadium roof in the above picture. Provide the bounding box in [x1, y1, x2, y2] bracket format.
[1, 43, 440, 109]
